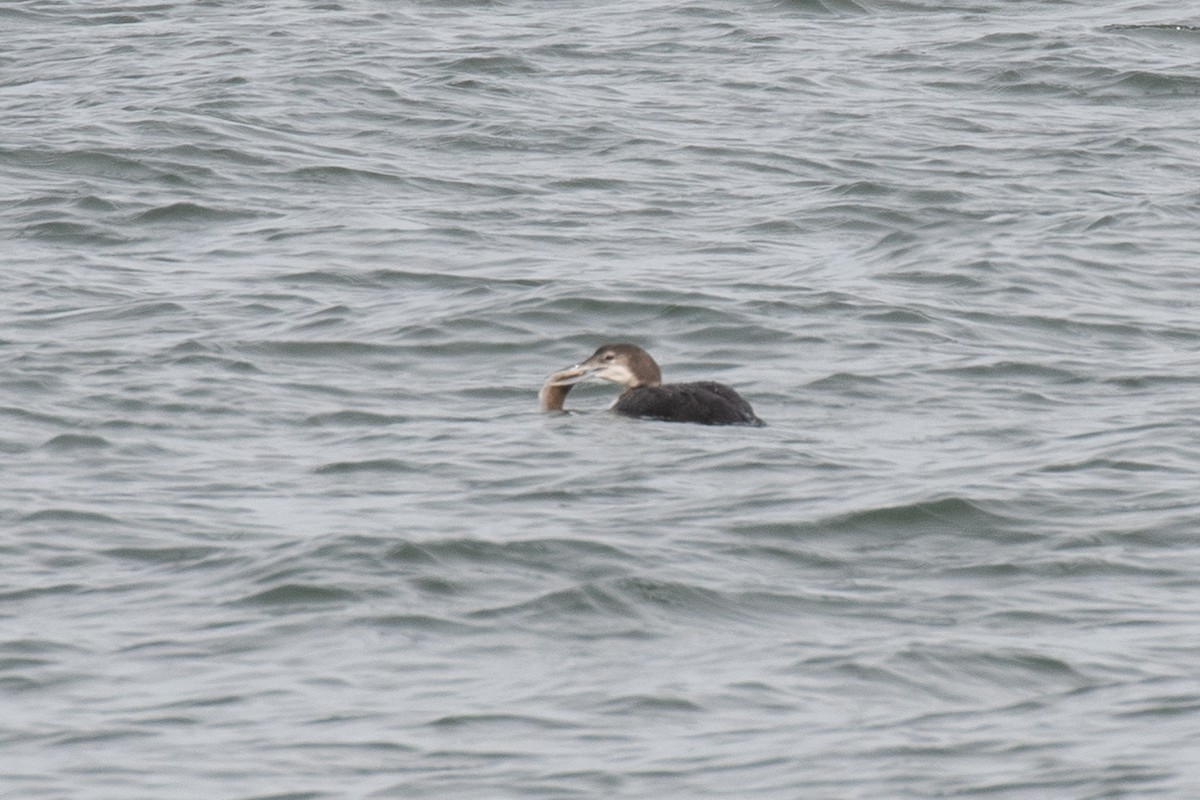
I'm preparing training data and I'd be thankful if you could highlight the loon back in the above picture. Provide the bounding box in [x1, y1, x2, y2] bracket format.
[614, 381, 763, 426]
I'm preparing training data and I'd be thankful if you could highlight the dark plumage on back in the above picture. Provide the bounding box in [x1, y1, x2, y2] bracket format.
[615, 382, 763, 426]
[540, 343, 763, 427]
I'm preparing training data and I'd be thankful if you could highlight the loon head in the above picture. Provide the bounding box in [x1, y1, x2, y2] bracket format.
[549, 343, 663, 390]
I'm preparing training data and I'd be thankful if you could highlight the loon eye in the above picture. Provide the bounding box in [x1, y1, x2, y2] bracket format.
[603, 353, 615, 361]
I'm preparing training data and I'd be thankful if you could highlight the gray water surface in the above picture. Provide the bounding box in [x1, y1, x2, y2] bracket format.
[4, 1, 1200, 798]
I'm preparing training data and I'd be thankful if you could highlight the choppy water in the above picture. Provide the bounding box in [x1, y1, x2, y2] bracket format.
[4, 1, 1200, 797]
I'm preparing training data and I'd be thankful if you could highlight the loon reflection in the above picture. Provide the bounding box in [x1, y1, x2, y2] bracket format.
[540, 343, 763, 426]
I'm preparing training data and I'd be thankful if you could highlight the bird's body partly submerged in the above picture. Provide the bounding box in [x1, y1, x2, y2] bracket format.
[540, 343, 763, 427]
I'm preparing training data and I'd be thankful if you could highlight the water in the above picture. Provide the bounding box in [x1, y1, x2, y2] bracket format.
[3, 1, 1200, 797]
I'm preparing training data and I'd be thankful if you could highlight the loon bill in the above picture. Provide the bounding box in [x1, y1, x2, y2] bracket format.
[539, 343, 763, 427]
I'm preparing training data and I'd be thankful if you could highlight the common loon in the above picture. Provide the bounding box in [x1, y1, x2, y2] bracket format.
[539, 343, 763, 426]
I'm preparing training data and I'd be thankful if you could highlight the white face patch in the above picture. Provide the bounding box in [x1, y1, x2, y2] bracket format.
[592, 363, 636, 387]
